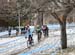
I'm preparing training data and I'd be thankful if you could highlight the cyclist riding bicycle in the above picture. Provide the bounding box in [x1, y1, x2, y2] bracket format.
[36, 25, 42, 42]
[27, 27, 34, 48]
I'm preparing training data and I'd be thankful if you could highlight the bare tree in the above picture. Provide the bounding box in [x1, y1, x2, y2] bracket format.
[29, 0, 74, 49]
[46, 0, 74, 49]
[16, 0, 75, 49]
[0, 0, 18, 26]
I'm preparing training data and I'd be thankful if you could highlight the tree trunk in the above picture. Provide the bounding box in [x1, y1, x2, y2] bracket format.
[41, 12, 43, 25]
[60, 22, 67, 49]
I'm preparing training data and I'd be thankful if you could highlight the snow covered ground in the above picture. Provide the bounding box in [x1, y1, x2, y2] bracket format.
[0, 31, 38, 55]
[0, 30, 16, 38]
[19, 28, 75, 55]
[0, 24, 75, 55]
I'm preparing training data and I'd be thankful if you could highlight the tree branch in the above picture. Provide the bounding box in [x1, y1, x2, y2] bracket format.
[62, 6, 73, 22]
[51, 12, 62, 24]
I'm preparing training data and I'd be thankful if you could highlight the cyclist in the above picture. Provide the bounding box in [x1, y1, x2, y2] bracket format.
[36, 25, 42, 42]
[27, 26, 34, 48]
[42, 25, 49, 37]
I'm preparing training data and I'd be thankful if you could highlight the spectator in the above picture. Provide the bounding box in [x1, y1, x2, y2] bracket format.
[8, 27, 11, 36]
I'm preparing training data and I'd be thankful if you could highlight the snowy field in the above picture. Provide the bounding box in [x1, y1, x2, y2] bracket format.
[0, 23, 75, 55]
[0, 30, 16, 38]
[19, 28, 75, 55]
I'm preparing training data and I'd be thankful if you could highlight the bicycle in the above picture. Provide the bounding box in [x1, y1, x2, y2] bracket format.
[37, 31, 42, 42]
[27, 35, 34, 48]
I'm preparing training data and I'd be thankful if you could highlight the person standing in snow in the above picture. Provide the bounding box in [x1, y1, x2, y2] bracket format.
[8, 27, 11, 37]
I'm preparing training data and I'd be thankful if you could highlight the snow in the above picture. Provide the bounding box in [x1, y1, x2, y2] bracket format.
[0, 30, 16, 37]
[0, 37, 19, 44]
[0, 24, 75, 55]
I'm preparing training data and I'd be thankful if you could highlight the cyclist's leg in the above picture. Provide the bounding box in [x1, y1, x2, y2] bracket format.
[38, 33, 39, 42]
[43, 30, 45, 37]
[46, 29, 48, 37]
[27, 40, 29, 48]
[37, 31, 41, 42]
[40, 32, 42, 39]
[27, 36, 31, 47]
[38, 32, 41, 42]
[31, 38, 33, 45]
[45, 30, 47, 37]
[44, 30, 46, 37]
